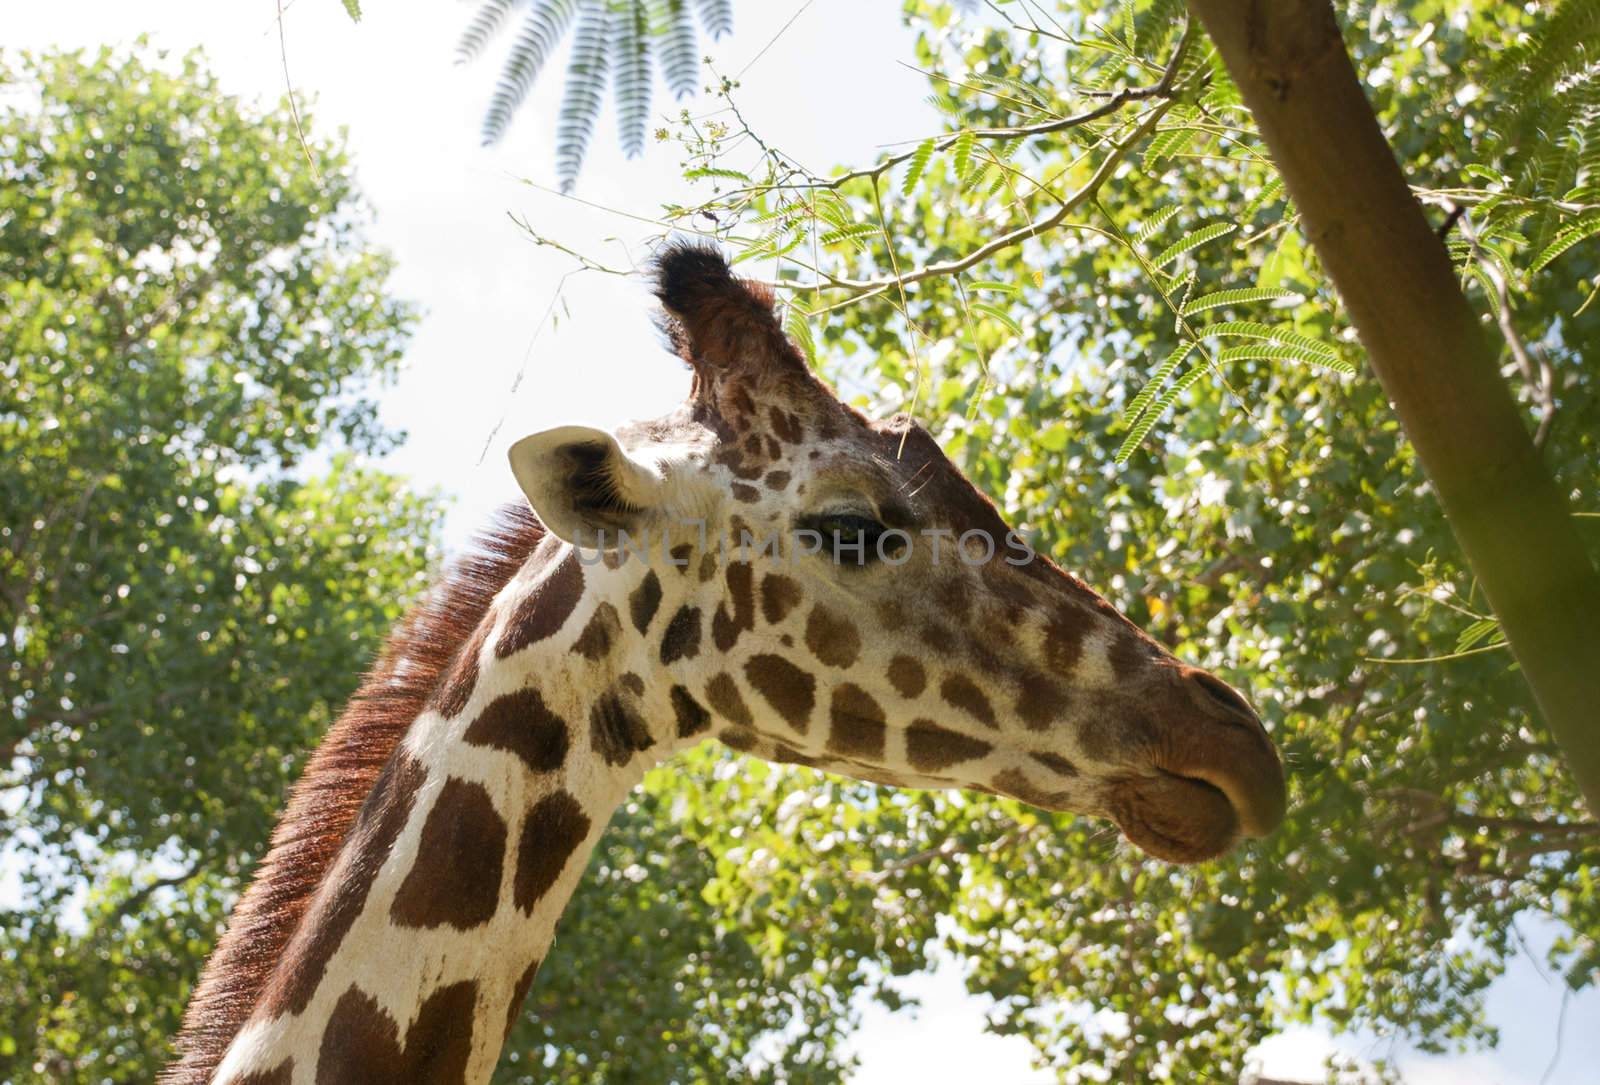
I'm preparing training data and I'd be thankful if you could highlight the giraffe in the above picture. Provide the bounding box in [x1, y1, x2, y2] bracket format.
[164, 243, 1287, 1085]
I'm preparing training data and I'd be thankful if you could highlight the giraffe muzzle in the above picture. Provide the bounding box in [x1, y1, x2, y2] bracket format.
[1108, 668, 1288, 863]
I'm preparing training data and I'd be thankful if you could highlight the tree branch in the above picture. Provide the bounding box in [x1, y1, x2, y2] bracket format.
[1187, 0, 1600, 817]
[772, 103, 1172, 297]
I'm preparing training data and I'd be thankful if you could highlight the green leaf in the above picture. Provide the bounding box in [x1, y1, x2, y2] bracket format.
[1529, 213, 1600, 273]
[1217, 343, 1355, 373]
[684, 166, 752, 182]
[819, 222, 879, 248]
[902, 138, 936, 196]
[1152, 222, 1237, 269]
[1456, 618, 1505, 654]
[1203, 320, 1340, 361]
[1134, 205, 1182, 245]
[1117, 360, 1209, 463]
[1123, 341, 1197, 430]
[785, 302, 817, 365]
[971, 301, 1022, 335]
[952, 129, 975, 181]
[341, 0, 362, 20]
[1242, 176, 1285, 222]
[1182, 286, 1304, 315]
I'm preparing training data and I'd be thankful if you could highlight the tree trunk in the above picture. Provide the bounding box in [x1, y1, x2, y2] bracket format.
[1184, 0, 1600, 813]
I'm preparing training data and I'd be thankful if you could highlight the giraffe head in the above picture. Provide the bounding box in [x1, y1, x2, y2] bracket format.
[510, 243, 1285, 863]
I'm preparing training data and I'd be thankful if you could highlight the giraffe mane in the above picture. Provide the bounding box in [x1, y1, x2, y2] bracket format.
[161, 503, 545, 1085]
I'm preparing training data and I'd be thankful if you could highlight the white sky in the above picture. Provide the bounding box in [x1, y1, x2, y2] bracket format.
[7, 2, 1594, 1082]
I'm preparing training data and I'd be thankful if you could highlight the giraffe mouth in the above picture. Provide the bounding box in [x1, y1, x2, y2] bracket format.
[1107, 771, 1242, 864]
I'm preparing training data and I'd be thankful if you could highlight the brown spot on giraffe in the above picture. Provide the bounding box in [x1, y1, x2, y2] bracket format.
[936, 578, 972, 621]
[711, 561, 755, 651]
[503, 959, 541, 1042]
[236, 1061, 293, 1085]
[659, 605, 703, 665]
[569, 601, 621, 661]
[759, 574, 803, 624]
[390, 778, 507, 930]
[1030, 751, 1079, 777]
[260, 752, 428, 1018]
[705, 672, 753, 727]
[463, 688, 570, 774]
[887, 656, 926, 699]
[629, 571, 663, 633]
[668, 543, 694, 571]
[1015, 674, 1072, 732]
[316, 980, 478, 1085]
[905, 720, 994, 774]
[497, 552, 584, 658]
[804, 604, 861, 668]
[514, 792, 591, 914]
[1110, 632, 1156, 678]
[877, 600, 908, 632]
[744, 654, 815, 733]
[940, 674, 997, 729]
[828, 684, 886, 761]
[1043, 612, 1087, 673]
[671, 685, 712, 739]
[765, 469, 790, 491]
[991, 767, 1070, 809]
[769, 405, 802, 443]
[589, 687, 655, 767]
[432, 620, 490, 719]
[720, 728, 758, 751]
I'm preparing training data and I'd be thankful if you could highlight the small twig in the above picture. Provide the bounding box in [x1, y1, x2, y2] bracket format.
[1539, 987, 1572, 1085]
[736, 0, 815, 80]
[1436, 204, 1465, 239]
[275, 0, 321, 186]
[1459, 209, 1556, 448]
[763, 103, 1173, 298]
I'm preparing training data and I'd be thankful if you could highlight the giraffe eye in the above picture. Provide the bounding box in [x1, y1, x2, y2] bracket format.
[802, 513, 899, 566]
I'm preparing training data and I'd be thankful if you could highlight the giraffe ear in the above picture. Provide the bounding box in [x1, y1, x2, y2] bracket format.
[509, 426, 663, 548]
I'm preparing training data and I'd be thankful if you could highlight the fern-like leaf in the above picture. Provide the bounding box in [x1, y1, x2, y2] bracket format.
[614, 0, 652, 158]
[457, 0, 518, 62]
[1134, 205, 1182, 245]
[656, 0, 700, 99]
[695, 0, 733, 38]
[1529, 212, 1600, 273]
[1203, 320, 1341, 362]
[1117, 356, 1208, 464]
[785, 301, 817, 365]
[902, 138, 936, 197]
[1152, 223, 1236, 269]
[1217, 343, 1355, 374]
[341, 0, 363, 21]
[952, 130, 975, 182]
[483, 0, 579, 145]
[557, 1, 613, 191]
[1182, 286, 1303, 316]
[1122, 341, 1197, 431]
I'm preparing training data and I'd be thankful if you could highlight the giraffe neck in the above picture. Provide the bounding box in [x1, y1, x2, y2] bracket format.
[213, 538, 680, 1085]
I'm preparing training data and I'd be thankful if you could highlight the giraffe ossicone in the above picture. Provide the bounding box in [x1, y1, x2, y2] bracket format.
[168, 242, 1286, 1085]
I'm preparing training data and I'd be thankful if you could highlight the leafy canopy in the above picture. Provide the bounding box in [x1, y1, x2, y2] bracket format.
[0, 43, 436, 1081]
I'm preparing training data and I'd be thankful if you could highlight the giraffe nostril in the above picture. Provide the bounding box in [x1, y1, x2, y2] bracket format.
[1188, 671, 1259, 727]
